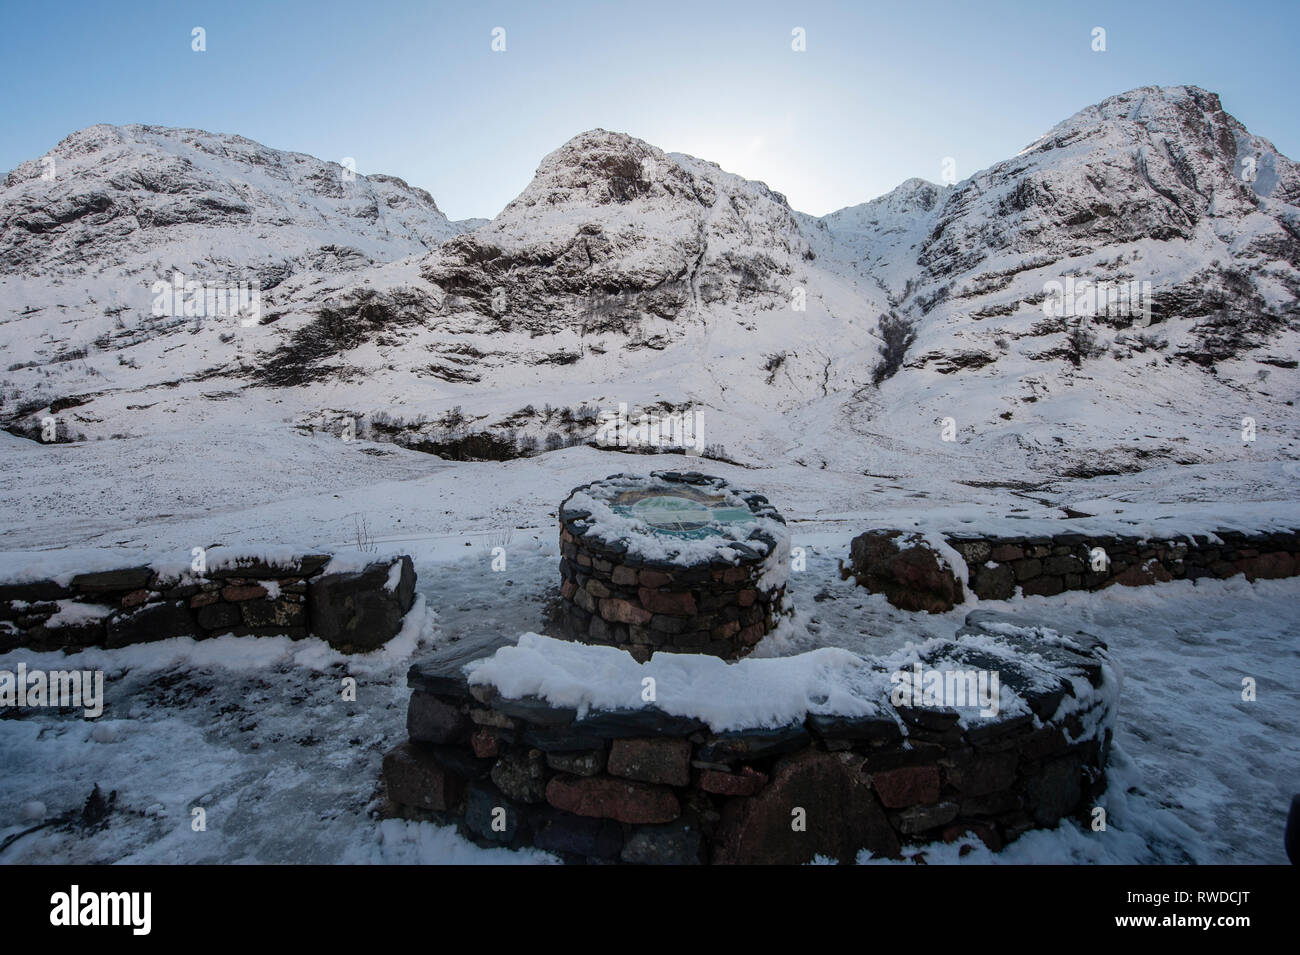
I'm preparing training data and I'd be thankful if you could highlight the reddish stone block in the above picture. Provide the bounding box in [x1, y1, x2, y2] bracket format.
[190, 591, 219, 608]
[737, 623, 764, 645]
[714, 750, 898, 864]
[608, 737, 692, 786]
[222, 583, 268, 602]
[736, 589, 758, 607]
[545, 775, 680, 824]
[600, 597, 653, 626]
[871, 765, 941, 808]
[471, 727, 500, 759]
[712, 620, 740, 639]
[698, 766, 767, 796]
[383, 742, 465, 812]
[1112, 560, 1172, 587]
[1236, 551, 1296, 581]
[561, 579, 577, 600]
[638, 569, 673, 588]
[121, 589, 151, 608]
[637, 587, 696, 616]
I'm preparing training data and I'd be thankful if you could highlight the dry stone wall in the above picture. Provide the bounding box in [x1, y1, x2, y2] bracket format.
[951, 528, 1300, 600]
[848, 527, 1300, 611]
[557, 471, 789, 661]
[0, 554, 417, 654]
[383, 611, 1116, 864]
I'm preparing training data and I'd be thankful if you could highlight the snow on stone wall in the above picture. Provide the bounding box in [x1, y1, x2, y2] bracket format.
[556, 471, 790, 660]
[0, 554, 417, 654]
[950, 528, 1300, 600]
[848, 527, 1300, 612]
[384, 611, 1117, 864]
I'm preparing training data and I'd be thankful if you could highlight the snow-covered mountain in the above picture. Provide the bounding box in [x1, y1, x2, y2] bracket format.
[799, 176, 945, 301]
[807, 86, 1300, 479]
[2, 86, 1297, 480]
[0, 124, 473, 424]
[1, 123, 471, 277]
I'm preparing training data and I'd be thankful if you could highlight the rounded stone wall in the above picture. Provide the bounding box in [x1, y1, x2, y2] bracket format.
[556, 471, 789, 660]
[385, 608, 1119, 864]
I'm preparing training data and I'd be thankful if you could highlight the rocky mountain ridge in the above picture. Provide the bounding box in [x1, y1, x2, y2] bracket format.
[1, 86, 1297, 480]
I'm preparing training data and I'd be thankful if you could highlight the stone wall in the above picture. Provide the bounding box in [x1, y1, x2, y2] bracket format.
[0, 554, 417, 654]
[950, 528, 1300, 601]
[557, 539, 786, 661]
[848, 527, 1300, 611]
[382, 612, 1115, 864]
[557, 472, 788, 661]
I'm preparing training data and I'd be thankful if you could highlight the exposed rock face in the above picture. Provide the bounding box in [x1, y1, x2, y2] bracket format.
[894, 88, 1300, 371]
[918, 87, 1300, 282]
[847, 530, 964, 613]
[421, 129, 812, 333]
[3, 88, 1298, 484]
[808, 87, 1300, 326]
[0, 123, 482, 442]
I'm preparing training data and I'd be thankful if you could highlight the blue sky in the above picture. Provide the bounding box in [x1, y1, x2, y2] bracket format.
[2, 0, 1297, 220]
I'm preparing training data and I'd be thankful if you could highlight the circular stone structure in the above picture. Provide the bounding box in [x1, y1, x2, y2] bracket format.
[556, 471, 790, 661]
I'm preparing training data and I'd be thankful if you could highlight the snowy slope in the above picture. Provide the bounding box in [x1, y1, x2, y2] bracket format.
[0, 123, 476, 438]
[0, 123, 470, 277]
[799, 177, 945, 301]
[1, 86, 1297, 482]
[809, 87, 1300, 481]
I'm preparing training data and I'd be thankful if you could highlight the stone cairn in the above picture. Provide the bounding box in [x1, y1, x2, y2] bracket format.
[556, 471, 789, 661]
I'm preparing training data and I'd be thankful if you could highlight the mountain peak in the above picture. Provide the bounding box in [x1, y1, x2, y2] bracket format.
[0, 121, 469, 281]
[504, 128, 689, 211]
[1025, 84, 1242, 159]
[423, 131, 812, 333]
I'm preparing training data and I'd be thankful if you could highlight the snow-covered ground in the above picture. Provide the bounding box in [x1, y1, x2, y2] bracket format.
[2, 84, 1297, 866]
[1, 454, 1295, 863]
